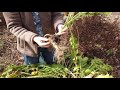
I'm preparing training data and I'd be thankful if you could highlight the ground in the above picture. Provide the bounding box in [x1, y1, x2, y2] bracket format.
[0, 12, 120, 77]
[0, 26, 23, 70]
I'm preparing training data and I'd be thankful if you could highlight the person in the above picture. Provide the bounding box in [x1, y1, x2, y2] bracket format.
[2, 12, 67, 65]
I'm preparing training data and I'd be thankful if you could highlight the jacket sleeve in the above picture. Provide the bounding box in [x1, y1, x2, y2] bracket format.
[2, 12, 38, 56]
[51, 12, 64, 31]
[2, 12, 38, 44]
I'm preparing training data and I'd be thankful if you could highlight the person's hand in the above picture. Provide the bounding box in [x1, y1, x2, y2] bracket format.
[33, 36, 51, 48]
[56, 24, 68, 35]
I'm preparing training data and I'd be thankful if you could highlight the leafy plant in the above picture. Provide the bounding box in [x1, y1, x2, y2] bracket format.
[62, 12, 112, 30]
[0, 64, 68, 78]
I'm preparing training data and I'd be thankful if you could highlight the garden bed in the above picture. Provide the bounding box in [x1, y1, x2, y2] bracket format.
[0, 12, 120, 78]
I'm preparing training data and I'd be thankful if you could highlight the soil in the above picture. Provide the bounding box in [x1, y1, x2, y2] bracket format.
[0, 25, 23, 70]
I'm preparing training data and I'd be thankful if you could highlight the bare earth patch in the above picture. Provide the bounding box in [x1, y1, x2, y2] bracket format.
[0, 26, 23, 69]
